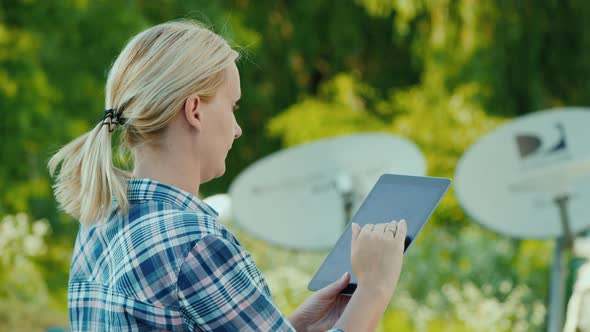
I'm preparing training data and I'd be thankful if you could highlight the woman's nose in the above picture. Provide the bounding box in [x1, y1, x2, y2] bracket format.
[234, 124, 242, 139]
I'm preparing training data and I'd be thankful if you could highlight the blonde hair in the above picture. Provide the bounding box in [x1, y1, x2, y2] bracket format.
[48, 20, 239, 226]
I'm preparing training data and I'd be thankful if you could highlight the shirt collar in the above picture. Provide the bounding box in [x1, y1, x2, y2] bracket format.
[127, 178, 219, 217]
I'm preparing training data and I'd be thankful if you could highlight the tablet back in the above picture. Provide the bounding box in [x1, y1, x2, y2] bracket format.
[307, 174, 451, 294]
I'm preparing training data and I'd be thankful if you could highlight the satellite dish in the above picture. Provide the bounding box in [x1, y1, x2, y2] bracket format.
[229, 132, 426, 250]
[454, 107, 590, 332]
[202, 194, 231, 222]
[455, 108, 590, 239]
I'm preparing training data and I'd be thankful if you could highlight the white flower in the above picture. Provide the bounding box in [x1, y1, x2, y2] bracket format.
[15, 212, 29, 235]
[499, 280, 512, 294]
[23, 234, 45, 256]
[0, 215, 18, 243]
[32, 220, 50, 237]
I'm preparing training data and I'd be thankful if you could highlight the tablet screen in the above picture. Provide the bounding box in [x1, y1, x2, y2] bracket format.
[307, 174, 451, 294]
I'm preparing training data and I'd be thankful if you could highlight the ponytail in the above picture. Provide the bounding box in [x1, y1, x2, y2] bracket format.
[48, 120, 128, 226]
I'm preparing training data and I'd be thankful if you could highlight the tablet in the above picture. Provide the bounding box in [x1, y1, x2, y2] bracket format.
[307, 174, 451, 295]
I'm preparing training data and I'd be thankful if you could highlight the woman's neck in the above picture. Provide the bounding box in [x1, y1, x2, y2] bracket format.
[132, 145, 201, 197]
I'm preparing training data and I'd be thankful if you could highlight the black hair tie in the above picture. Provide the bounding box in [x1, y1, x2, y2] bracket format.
[101, 108, 126, 132]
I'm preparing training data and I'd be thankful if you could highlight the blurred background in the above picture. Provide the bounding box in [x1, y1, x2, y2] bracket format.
[1, 0, 590, 331]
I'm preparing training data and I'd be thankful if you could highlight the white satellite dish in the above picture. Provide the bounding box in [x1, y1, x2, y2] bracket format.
[229, 132, 426, 250]
[454, 107, 590, 332]
[202, 194, 232, 222]
[455, 108, 590, 239]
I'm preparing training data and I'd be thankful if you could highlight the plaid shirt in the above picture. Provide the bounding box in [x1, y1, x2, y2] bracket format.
[68, 178, 297, 331]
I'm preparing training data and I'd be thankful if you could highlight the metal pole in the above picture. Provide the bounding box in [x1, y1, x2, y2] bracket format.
[547, 237, 566, 332]
[547, 195, 573, 332]
[335, 174, 354, 229]
[343, 192, 353, 227]
[556, 195, 573, 248]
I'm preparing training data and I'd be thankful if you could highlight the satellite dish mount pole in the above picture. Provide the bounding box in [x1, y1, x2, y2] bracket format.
[336, 173, 354, 228]
[547, 194, 573, 332]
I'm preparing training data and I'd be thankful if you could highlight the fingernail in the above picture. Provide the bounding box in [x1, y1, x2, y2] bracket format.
[400, 219, 406, 224]
[341, 272, 349, 280]
[352, 223, 359, 228]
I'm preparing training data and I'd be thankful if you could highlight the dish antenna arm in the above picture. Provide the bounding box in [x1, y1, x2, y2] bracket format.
[547, 194, 574, 332]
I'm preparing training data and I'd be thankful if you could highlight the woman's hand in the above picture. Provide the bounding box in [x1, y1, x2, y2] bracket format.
[351, 220, 406, 298]
[287, 272, 352, 332]
[328, 220, 407, 332]
[290, 220, 407, 332]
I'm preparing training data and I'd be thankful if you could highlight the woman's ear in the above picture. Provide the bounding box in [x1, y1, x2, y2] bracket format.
[184, 93, 203, 130]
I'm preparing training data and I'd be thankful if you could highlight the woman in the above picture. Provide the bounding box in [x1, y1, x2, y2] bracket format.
[49, 20, 407, 331]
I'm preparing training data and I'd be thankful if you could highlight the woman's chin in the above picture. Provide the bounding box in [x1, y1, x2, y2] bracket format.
[201, 160, 228, 183]
[213, 165, 227, 179]
[217, 166, 226, 177]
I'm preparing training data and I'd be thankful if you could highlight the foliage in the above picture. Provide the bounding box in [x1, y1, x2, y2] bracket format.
[0, 213, 68, 331]
[2, 0, 590, 330]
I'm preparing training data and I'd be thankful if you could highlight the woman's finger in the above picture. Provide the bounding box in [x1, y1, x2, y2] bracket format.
[384, 222, 398, 237]
[361, 223, 374, 235]
[351, 223, 361, 248]
[396, 219, 407, 239]
[316, 272, 350, 298]
[373, 223, 387, 234]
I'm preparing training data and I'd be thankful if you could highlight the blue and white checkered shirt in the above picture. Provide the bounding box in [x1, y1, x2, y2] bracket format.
[68, 178, 299, 331]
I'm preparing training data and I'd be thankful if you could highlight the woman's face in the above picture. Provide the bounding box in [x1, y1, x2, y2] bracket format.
[198, 63, 242, 182]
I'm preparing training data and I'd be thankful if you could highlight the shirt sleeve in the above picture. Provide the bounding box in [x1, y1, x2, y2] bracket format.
[176, 234, 296, 332]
